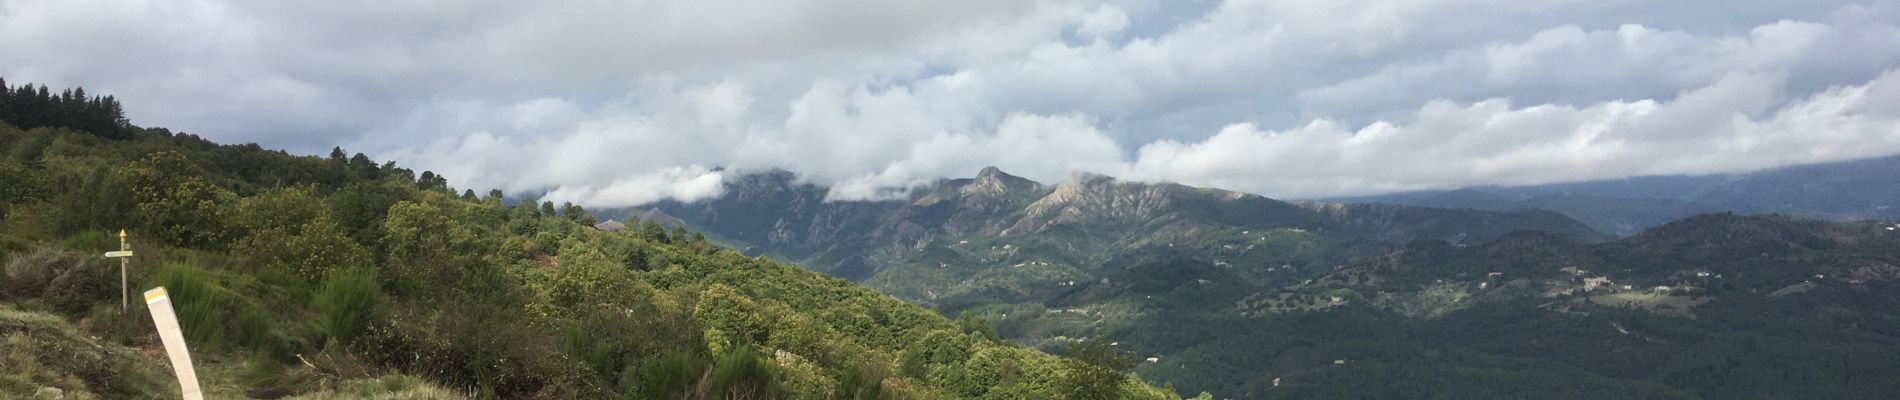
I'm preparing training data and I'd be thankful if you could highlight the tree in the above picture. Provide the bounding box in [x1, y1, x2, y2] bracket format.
[235, 216, 370, 282]
[51, 163, 135, 235]
[901, 329, 975, 379]
[560, 202, 596, 225]
[693, 284, 769, 351]
[0, 80, 130, 139]
[956, 311, 1001, 342]
[347, 153, 379, 179]
[1058, 337, 1136, 400]
[642, 220, 669, 243]
[120, 151, 235, 248]
[234, 185, 327, 233]
[380, 199, 479, 295]
[0, 161, 50, 221]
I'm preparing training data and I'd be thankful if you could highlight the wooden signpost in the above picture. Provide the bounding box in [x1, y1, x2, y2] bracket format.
[103, 229, 134, 314]
[144, 287, 205, 400]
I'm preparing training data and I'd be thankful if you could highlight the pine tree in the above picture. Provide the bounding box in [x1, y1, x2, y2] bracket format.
[0, 77, 11, 122]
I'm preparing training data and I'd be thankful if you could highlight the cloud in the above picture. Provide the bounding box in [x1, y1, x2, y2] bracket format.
[3, 0, 1897, 205]
[1122, 68, 1900, 198]
[1296, 18, 1900, 120]
[542, 166, 727, 207]
[824, 113, 1126, 200]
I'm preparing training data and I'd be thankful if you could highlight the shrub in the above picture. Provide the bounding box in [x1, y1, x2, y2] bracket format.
[60, 230, 115, 253]
[3, 246, 113, 315]
[236, 306, 277, 351]
[238, 354, 318, 398]
[834, 361, 893, 400]
[709, 345, 784, 400]
[314, 269, 378, 346]
[358, 305, 599, 399]
[4, 246, 69, 297]
[42, 256, 114, 316]
[899, 329, 974, 380]
[153, 262, 277, 353]
[637, 351, 710, 400]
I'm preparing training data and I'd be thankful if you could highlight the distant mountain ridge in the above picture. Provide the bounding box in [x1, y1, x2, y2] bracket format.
[1328, 154, 1900, 234]
[615, 166, 1900, 399]
[622, 167, 1610, 313]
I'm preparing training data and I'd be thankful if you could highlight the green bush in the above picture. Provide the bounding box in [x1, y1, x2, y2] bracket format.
[153, 262, 276, 353]
[314, 268, 378, 346]
[60, 230, 115, 253]
[637, 351, 710, 400]
[3, 246, 113, 315]
[3, 246, 69, 298]
[238, 354, 318, 398]
[42, 257, 114, 316]
[236, 306, 277, 351]
[709, 345, 784, 400]
[834, 361, 892, 400]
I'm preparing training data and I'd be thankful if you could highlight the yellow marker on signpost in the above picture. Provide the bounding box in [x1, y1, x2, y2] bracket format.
[104, 229, 135, 314]
[144, 287, 204, 400]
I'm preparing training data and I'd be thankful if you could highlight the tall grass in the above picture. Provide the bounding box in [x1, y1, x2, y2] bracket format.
[314, 268, 378, 346]
[154, 262, 278, 352]
[155, 262, 230, 349]
[59, 230, 115, 253]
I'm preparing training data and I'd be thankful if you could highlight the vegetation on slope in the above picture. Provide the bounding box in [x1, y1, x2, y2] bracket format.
[0, 80, 1172, 399]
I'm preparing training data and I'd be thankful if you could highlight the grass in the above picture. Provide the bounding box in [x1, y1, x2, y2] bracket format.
[1588, 291, 1710, 317]
[284, 375, 467, 400]
[0, 305, 176, 399]
[1384, 282, 1474, 319]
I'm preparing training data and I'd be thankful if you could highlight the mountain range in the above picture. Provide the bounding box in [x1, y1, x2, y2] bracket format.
[637, 167, 1606, 309]
[1328, 154, 1900, 235]
[610, 163, 1900, 398]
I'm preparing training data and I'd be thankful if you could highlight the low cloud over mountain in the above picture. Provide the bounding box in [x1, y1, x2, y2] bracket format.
[6, 0, 1898, 205]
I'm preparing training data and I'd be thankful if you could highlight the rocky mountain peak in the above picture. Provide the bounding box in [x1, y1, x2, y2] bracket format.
[962, 166, 1042, 198]
[1008, 172, 1179, 234]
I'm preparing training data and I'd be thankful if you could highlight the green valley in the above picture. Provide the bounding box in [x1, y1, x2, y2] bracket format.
[642, 167, 1900, 399]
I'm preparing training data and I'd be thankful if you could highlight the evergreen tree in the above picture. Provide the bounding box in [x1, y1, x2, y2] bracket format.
[348, 153, 379, 179]
[0, 79, 130, 138]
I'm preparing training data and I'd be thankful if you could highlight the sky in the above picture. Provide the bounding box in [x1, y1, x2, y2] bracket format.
[4, 0, 1899, 205]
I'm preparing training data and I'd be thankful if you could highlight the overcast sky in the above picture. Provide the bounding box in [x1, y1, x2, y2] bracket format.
[5, 0, 1899, 205]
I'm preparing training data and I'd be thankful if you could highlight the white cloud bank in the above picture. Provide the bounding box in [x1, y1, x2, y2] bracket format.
[1125, 69, 1900, 198]
[3, 0, 1898, 205]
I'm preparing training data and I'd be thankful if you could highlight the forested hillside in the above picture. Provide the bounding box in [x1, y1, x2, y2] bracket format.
[0, 81, 1176, 399]
[642, 168, 1606, 308]
[1120, 214, 1900, 398]
[641, 162, 1900, 399]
